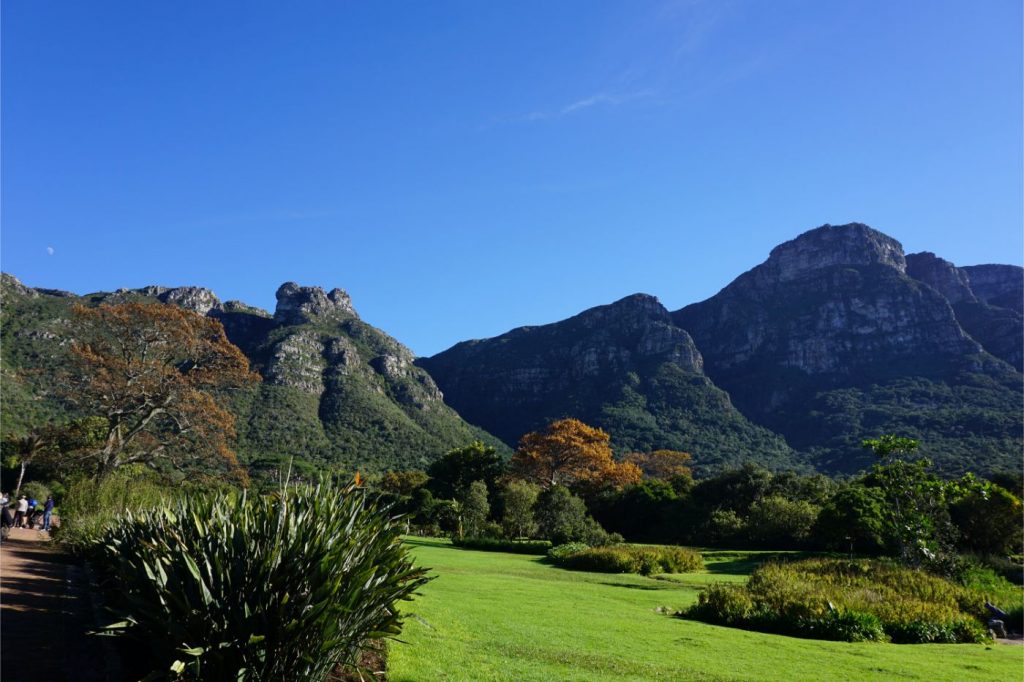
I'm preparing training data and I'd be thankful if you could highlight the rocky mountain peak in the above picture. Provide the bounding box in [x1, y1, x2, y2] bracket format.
[134, 285, 224, 316]
[274, 282, 356, 325]
[905, 252, 977, 304]
[765, 223, 906, 281]
[1, 273, 40, 299]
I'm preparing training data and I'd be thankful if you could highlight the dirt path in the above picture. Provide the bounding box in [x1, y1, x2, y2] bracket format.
[1, 527, 107, 681]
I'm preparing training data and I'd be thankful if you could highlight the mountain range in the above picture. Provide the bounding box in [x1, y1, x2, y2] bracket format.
[2, 223, 1021, 477]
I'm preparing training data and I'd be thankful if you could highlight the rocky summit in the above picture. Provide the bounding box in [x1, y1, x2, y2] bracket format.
[673, 224, 1022, 474]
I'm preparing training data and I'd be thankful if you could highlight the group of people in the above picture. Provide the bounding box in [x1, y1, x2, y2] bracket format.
[0, 492, 55, 538]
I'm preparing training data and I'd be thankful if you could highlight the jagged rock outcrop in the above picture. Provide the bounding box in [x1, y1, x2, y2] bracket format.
[962, 264, 1024, 314]
[674, 223, 1021, 474]
[906, 252, 1023, 371]
[905, 252, 977, 305]
[273, 282, 356, 325]
[1, 274, 40, 299]
[420, 294, 798, 472]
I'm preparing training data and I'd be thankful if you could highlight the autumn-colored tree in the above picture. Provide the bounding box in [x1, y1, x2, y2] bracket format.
[510, 418, 641, 492]
[65, 303, 259, 481]
[624, 449, 693, 481]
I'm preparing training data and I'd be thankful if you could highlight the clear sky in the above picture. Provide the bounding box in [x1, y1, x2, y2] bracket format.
[3, 1, 1021, 356]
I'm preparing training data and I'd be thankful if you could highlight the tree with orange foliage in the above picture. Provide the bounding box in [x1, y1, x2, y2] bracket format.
[624, 449, 693, 481]
[66, 303, 259, 481]
[510, 418, 641, 492]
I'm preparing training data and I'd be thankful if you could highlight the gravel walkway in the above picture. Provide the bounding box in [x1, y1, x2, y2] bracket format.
[1, 527, 107, 681]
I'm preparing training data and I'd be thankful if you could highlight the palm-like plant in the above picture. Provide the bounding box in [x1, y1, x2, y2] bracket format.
[10, 431, 51, 497]
[94, 482, 430, 680]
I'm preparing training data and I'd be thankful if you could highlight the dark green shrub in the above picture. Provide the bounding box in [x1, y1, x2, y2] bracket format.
[452, 537, 552, 554]
[690, 584, 753, 625]
[93, 483, 429, 680]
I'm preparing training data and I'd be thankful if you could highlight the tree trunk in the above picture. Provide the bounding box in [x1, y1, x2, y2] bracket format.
[14, 461, 26, 497]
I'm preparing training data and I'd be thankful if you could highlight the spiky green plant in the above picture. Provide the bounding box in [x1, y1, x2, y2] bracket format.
[93, 483, 430, 680]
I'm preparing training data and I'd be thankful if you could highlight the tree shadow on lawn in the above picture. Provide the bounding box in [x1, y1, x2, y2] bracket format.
[595, 581, 678, 591]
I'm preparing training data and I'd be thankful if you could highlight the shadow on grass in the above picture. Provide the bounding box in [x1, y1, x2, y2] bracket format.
[595, 581, 676, 591]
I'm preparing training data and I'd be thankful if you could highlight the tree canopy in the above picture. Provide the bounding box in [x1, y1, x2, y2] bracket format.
[510, 418, 641, 493]
[66, 303, 259, 480]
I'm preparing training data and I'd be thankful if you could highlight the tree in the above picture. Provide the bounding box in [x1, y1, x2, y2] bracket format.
[427, 441, 504, 500]
[814, 485, 887, 555]
[533, 485, 613, 545]
[862, 436, 954, 568]
[510, 419, 640, 493]
[745, 495, 820, 549]
[861, 435, 919, 460]
[946, 475, 1023, 555]
[624, 450, 693, 481]
[66, 303, 259, 481]
[6, 431, 53, 496]
[501, 480, 540, 539]
[379, 470, 429, 497]
[461, 480, 490, 539]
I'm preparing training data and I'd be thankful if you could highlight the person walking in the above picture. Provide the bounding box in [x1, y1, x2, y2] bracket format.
[42, 495, 55, 532]
[15, 495, 28, 528]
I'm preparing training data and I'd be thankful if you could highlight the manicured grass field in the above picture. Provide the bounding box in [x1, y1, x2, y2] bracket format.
[387, 538, 1023, 681]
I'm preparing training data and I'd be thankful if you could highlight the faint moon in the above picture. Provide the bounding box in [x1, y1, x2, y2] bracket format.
[46, 246, 55, 256]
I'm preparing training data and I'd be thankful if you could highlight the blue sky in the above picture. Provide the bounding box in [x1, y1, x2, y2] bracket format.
[3, 1, 1021, 356]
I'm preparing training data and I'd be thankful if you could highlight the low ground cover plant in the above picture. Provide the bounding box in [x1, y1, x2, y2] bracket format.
[684, 558, 1010, 643]
[549, 544, 704, 575]
[451, 537, 552, 554]
[92, 483, 429, 680]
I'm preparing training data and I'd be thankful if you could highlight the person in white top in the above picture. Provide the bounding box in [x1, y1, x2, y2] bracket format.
[15, 496, 29, 528]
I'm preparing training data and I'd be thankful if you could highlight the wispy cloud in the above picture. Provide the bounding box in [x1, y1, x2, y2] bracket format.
[521, 90, 655, 122]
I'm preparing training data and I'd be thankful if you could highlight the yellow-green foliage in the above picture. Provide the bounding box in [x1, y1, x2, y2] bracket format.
[687, 559, 994, 643]
[55, 467, 174, 550]
[553, 544, 703, 575]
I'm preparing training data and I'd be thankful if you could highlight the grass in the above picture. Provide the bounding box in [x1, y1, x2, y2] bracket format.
[388, 538, 1023, 681]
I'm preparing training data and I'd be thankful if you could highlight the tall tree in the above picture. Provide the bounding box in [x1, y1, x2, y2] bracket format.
[510, 418, 641, 492]
[66, 303, 259, 481]
[461, 480, 491, 539]
[500, 480, 540, 539]
[426, 441, 504, 499]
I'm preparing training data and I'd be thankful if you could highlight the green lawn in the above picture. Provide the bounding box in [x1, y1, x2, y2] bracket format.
[387, 537, 1023, 681]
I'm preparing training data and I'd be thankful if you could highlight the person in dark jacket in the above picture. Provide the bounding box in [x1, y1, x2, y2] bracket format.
[42, 495, 55, 532]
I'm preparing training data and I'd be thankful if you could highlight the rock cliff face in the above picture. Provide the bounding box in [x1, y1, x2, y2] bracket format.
[420, 294, 798, 472]
[906, 252, 1022, 371]
[673, 224, 1021, 473]
[0, 278, 500, 473]
[962, 264, 1023, 314]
